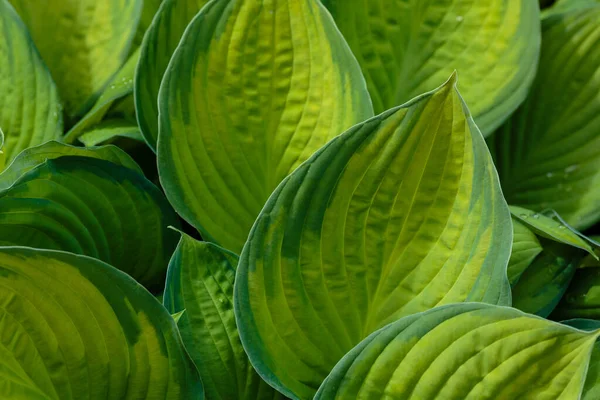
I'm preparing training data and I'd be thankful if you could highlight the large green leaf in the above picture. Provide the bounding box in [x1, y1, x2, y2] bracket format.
[0, 156, 179, 289]
[0, 0, 62, 167]
[563, 318, 600, 400]
[488, 3, 600, 230]
[164, 234, 285, 400]
[234, 75, 512, 399]
[507, 219, 543, 285]
[511, 239, 582, 317]
[158, 0, 374, 253]
[321, 0, 541, 135]
[0, 140, 142, 190]
[64, 48, 141, 144]
[315, 303, 599, 400]
[135, 0, 210, 150]
[9, 0, 143, 118]
[0, 247, 202, 399]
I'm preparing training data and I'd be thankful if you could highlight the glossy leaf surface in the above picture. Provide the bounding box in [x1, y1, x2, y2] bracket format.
[164, 234, 285, 400]
[322, 0, 541, 135]
[158, 0, 374, 252]
[316, 303, 598, 400]
[235, 76, 512, 399]
[0, 0, 62, 166]
[0, 247, 202, 399]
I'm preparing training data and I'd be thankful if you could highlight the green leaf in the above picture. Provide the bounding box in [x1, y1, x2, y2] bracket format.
[0, 0, 62, 165]
[511, 239, 582, 317]
[64, 49, 141, 144]
[132, 0, 163, 51]
[9, 0, 143, 118]
[164, 234, 285, 400]
[488, 4, 600, 230]
[0, 140, 142, 191]
[321, 0, 541, 135]
[158, 0, 374, 253]
[507, 219, 543, 285]
[315, 303, 599, 400]
[0, 156, 179, 289]
[78, 120, 145, 147]
[0, 247, 202, 399]
[234, 75, 512, 399]
[510, 206, 597, 257]
[552, 268, 600, 320]
[563, 319, 600, 400]
[135, 0, 211, 150]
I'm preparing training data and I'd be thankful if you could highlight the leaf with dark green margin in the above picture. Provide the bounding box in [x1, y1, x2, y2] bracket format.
[315, 303, 599, 400]
[164, 234, 285, 400]
[64, 49, 141, 144]
[0, 247, 202, 399]
[0, 140, 142, 191]
[9, 0, 143, 118]
[78, 120, 145, 147]
[552, 268, 600, 320]
[507, 218, 543, 285]
[0, 156, 179, 289]
[321, 0, 541, 135]
[488, 3, 600, 230]
[135, 0, 211, 150]
[0, 0, 62, 167]
[234, 75, 512, 399]
[512, 239, 583, 317]
[158, 0, 374, 253]
[563, 318, 600, 400]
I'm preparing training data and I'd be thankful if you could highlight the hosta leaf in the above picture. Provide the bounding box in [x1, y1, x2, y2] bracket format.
[552, 268, 600, 320]
[563, 319, 600, 400]
[511, 239, 582, 317]
[135, 0, 210, 150]
[0, 0, 62, 166]
[9, 0, 143, 118]
[132, 0, 163, 51]
[511, 206, 597, 257]
[164, 234, 285, 400]
[234, 75, 512, 399]
[321, 0, 541, 135]
[0, 156, 179, 289]
[65, 49, 140, 143]
[315, 303, 599, 400]
[507, 219, 543, 285]
[78, 120, 145, 147]
[488, 3, 600, 230]
[158, 0, 374, 253]
[0, 140, 142, 190]
[0, 247, 202, 399]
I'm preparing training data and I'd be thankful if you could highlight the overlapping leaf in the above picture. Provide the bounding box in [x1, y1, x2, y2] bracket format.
[9, 0, 142, 118]
[0, 247, 202, 399]
[234, 75, 512, 399]
[321, 0, 541, 135]
[158, 0, 374, 252]
[135, 0, 210, 150]
[507, 219, 542, 285]
[553, 268, 600, 320]
[489, 3, 600, 230]
[164, 234, 285, 400]
[0, 156, 179, 289]
[563, 319, 600, 400]
[316, 303, 599, 399]
[77, 120, 144, 147]
[0, 0, 62, 167]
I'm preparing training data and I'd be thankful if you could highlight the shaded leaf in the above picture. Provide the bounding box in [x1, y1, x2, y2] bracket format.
[78, 120, 145, 147]
[552, 268, 600, 320]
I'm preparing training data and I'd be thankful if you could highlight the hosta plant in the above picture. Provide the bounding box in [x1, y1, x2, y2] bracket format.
[0, 0, 599, 399]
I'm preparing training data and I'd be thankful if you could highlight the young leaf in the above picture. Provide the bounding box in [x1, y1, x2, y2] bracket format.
[315, 303, 599, 399]
[9, 0, 143, 118]
[0, 247, 202, 399]
[0, 0, 62, 165]
[158, 0, 374, 253]
[0, 156, 179, 289]
[321, 0, 541, 135]
[488, 4, 600, 230]
[234, 75, 512, 399]
[77, 120, 145, 147]
[507, 219, 543, 285]
[135, 0, 211, 150]
[164, 234, 285, 400]
[0, 140, 142, 190]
